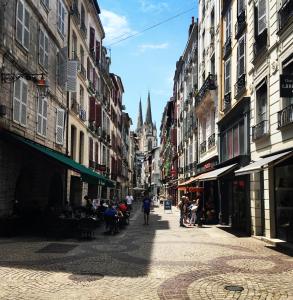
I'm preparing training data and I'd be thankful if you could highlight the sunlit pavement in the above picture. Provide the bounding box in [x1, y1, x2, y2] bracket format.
[0, 203, 292, 300]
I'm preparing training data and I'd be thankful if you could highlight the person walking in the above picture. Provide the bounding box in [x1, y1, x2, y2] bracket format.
[177, 196, 186, 227]
[189, 199, 199, 226]
[126, 194, 133, 211]
[142, 193, 151, 225]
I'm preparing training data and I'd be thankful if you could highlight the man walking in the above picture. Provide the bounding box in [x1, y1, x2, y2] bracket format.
[126, 194, 133, 211]
[142, 193, 151, 225]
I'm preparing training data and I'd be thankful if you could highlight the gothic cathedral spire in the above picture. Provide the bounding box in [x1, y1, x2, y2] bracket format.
[136, 98, 143, 132]
[145, 91, 152, 126]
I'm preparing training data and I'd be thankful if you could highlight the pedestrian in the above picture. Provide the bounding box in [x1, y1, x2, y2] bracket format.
[177, 196, 186, 227]
[84, 195, 92, 216]
[142, 193, 151, 225]
[126, 194, 133, 211]
[189, 199, 199, 226]
[183, 196, 190, 226]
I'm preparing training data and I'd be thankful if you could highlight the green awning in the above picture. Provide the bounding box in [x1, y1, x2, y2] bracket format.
[6, 133, 114, 187]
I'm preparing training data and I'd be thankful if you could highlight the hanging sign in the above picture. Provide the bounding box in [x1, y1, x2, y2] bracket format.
[280, 75, 293, 97]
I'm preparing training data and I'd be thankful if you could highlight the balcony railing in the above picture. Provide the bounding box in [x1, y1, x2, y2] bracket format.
[208, 133, 216, 149]
[278, 0, 293, 32]
[223, 92, 231, 111]
[252, 120, 269, 141]
[223, 37, 232, 59]
[253, 29, 267, 60]
[278, 104, 293, 128]
[88, 80, 95, 94]
[234, 74, 246, 99]
[79, 107, 86, 121]
[195, 74, 217, 105]
[235, 10, 246, 39]
[200, 141, 207, 155]
[71, 2, 80, 24]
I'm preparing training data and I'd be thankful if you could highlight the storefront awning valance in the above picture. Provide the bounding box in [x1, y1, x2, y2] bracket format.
[196, 164, 237, 181]
[6, 133, 114, 187]
[235, 151, 293, 176]
[178, 176, 197, 187]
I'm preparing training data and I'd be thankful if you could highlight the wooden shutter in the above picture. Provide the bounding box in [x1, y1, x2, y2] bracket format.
[89, 97, 96, 122]
[89, 138, 93, 161]
[87, 57, 90, 80]
[16, 0, 24, 44]
[44, 33, 49, 69]
[23, 7, 30, 49]
[56, 108, 65, 144]
[95, 142, 99, 163]
[13, 79, 21, 123]
[238, 35, 245, 77]
[39, 29, 44, 66]
[95, 41, 100, 64]
[90, 27, 95, 52]
[20, 80, 27, 126]
[42, 98, 48, 136]
[96, 102, 101, 127]
[258, 0, 266, 35]
[93, 70, 96, 90]
[224, 59, 231, 94]
[238, 0, 245, 15]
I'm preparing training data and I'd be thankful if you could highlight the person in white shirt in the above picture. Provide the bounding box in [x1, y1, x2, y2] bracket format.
[126, 194, 133, 211]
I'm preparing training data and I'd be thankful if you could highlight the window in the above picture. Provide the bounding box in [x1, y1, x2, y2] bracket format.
[210, 111, 215, 134]
[89, 137, 93, 163]
[201, 119, 206, 142]
[228, 129, 233, 159]
[37, 96, 48, 136]
[56, 108, 65, 144]
[282, 58, 293, 107]
[257, 0, 266, 35]
[72, 32, 77, 59]
[79, 131, 84, 164]
[41, 0, 49, 10]
[13, 77, 27, 126]
[80, 85, 84, 107]
[57, 0, 65, 37]
[16, 0, 30, 50]
[211, 54, 215, 75]
[256, 81, 267, 123]
[233, 125, 239, 156]
[237, 35, 245, 77]
[80, 4, 85, 26]
[224, 58, 231, 94]
[238, 0, 245, 15]
[225, 7, 232, 41]
[57, 48, 67, 88]
[80, 45, 84, 67]
[39, 28, 49, 69]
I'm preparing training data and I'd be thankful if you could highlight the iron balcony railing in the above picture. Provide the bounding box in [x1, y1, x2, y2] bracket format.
[234, 74, 246, 99]
[235, 9, 246, 39]
[223, 37, 232, 59]
[278, 104, 293, 128]
[253, 29, 267, 60]
[208, 133, 216, 149]
[195, 74, 217, 106]
[200, 140, 207, 155]
[79, 107, 86, 122]
[278, 0, 293, 32]
[252, 120, 269, 141]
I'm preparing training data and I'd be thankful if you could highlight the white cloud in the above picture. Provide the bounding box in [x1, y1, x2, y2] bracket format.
[100, 10, 136, 45]
[139, 0, 169, 13]
[138, 42, 169, 52]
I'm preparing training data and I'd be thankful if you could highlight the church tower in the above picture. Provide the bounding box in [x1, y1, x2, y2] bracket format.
[136, 98, 143, 133]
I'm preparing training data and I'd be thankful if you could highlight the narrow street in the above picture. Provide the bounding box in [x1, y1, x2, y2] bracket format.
[0, 203, 292, 300]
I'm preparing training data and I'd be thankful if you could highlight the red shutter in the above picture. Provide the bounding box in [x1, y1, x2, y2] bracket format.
[95, 142, 99, 163]
[87, 57, 90, 80]
[89, 97, 96, 122]
[95, 103, 101, 127]
[89, 138, 93, 161]
[90, 27, 95, 52]
[95, 41, 100, 64]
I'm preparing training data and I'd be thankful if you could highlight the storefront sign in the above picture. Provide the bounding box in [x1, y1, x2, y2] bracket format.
[280, 75, 293, 97]
[164, 200, 172, 211]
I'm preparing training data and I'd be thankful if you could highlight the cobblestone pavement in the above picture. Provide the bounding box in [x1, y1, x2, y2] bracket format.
[0, 203, 293, 300]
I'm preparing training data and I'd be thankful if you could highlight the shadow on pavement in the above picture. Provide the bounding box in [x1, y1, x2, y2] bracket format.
[216, 225, 250, 238]
[0, 203, 170, 278]
[265, 244, 293, 257]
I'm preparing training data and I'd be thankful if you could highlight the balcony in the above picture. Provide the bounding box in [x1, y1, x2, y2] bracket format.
[278, 104, 293, 128]
[234, 74, 246, 99]
[208, 133, 216, 149]
[88, 80, 95, 95]
[235, 10, 246, 39]
[79, 107, 86, 122]
[70, 2, 80, 25]
[252, 120, 269, 141]
[200, 141, 207, 155]
[195, 74, 217, 105]
[80, 22, 87, 39]
[278, 0, 293, 33]
[223, 37, 232, 59]
[71, 99, 80, 115]
[223, 92, 231, 111]
[253, 29, 267, 61]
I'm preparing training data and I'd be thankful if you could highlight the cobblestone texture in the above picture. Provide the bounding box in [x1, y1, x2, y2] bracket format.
[0, 203, 292, 299]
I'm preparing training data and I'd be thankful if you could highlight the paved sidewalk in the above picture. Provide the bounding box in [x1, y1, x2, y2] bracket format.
[0, 203, 292, 299]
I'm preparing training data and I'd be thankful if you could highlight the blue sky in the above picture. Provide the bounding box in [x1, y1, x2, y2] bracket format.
[99, 0, 198, 132]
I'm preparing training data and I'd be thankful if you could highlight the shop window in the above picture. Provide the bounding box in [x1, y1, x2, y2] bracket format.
[256, 81, 267, 123]
[233, 125, 239, 156]
[239, 121, 245, 154]
[228, 129, 233, 159]
[282, 57, 293, 108]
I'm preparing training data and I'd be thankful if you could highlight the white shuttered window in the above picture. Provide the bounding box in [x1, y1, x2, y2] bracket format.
[37, 96, 48, 136]
[57, 0, 66, 37]
[237, 35, 246, 77]
[16, 0, 30, 50]
[13, 78, 28, 126]
[39, 28, 49, 69]
[225, 8, 232, 41]
[56, 108, 65, 144]
[224, 58, 231, 94]
[258, 0, 267, 35]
